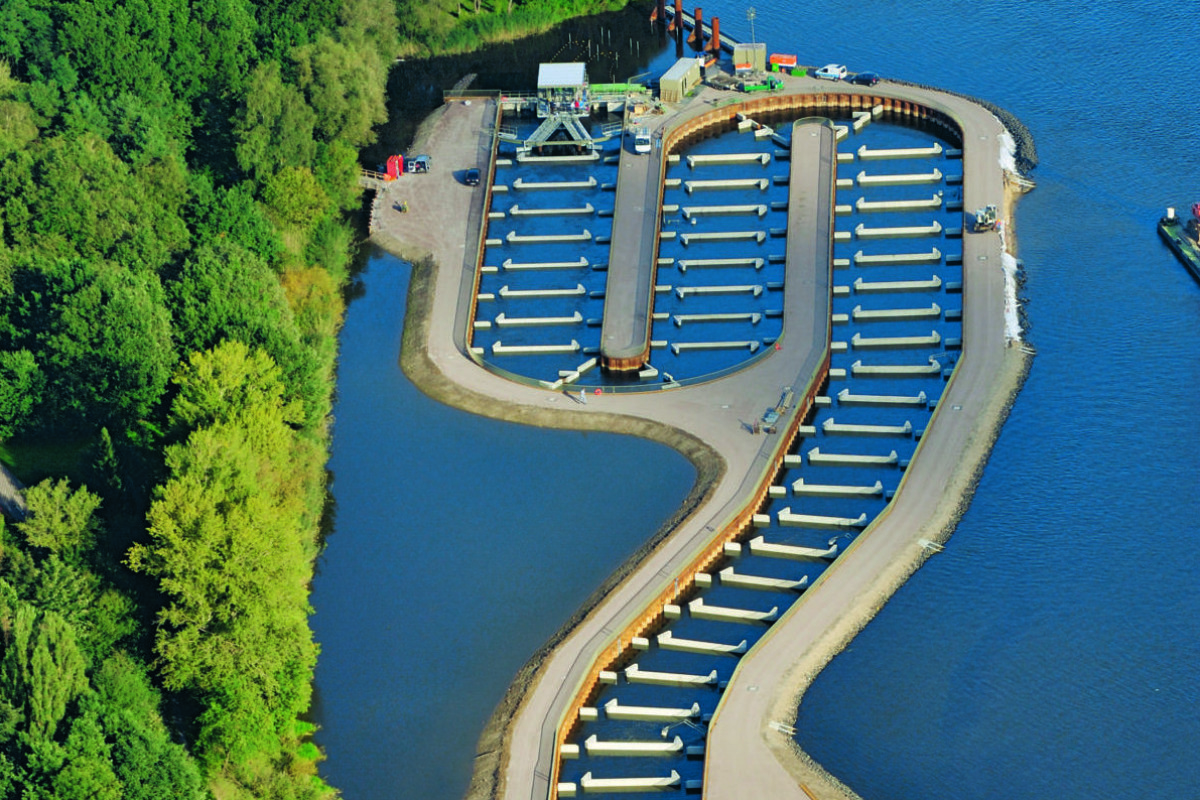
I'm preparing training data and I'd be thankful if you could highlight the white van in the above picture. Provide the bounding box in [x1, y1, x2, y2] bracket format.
[633, 127, 651, 154]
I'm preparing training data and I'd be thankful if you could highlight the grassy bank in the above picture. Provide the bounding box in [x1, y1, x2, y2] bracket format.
[398, 0, 636, 58]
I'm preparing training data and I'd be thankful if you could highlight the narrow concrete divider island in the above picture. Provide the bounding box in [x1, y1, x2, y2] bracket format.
[369, 36, 1032, 800]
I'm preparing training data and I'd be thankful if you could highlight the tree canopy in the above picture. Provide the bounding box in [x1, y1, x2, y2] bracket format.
[0, 0, 399, 795]
[130, 343, 320, 772]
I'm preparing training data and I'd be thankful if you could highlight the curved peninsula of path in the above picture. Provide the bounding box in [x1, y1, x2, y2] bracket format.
[370, 72, 1030, 800]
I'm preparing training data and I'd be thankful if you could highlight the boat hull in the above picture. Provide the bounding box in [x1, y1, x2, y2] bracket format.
[1158, 221, 1200, 284]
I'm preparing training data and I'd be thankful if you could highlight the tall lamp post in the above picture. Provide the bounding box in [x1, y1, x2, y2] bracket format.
[747, 6, 757, 46]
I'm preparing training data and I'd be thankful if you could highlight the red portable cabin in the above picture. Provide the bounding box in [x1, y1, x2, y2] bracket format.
[769, 53, 797, 69]
[386, 154, 404, 179]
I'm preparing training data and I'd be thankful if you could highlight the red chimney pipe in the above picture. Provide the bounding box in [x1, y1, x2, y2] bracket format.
[656, 0, 666, 24]
[709, 16, 720, 56]
[673, 0, 683, 35]
[690, 7, 703, 50]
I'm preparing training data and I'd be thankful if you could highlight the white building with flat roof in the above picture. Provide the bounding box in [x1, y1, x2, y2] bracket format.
[537, 63, 589, 117]
[660, 58, 702, 104]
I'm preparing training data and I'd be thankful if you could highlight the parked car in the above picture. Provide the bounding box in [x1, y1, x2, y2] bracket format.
[632, 127, 651, 155]
[464, 167, 481, 186]
[814, 63, 847, 81]
[848, 71, 880, 86]
[408, 154, 432, 173]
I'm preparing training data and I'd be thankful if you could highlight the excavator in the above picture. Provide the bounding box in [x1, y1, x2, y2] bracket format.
[972, 203, 998, 232]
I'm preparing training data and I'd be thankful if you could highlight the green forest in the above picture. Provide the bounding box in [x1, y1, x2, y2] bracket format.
[0, 0, 401, 793]
[396, 0, 631, 58]
[0, 0, 625, 797]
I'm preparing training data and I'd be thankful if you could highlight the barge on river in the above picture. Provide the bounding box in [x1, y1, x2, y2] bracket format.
[1158, 203, 1200, 283]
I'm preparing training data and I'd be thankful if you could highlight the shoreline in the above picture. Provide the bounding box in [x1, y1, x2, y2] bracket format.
[368, 76, 1033, 800]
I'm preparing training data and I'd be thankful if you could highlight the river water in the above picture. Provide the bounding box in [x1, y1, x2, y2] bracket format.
[315, 2, 1200, 798]
[309, 257, 694, 799]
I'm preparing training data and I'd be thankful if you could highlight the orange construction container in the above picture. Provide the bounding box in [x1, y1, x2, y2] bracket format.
[386, 154, 403, 179]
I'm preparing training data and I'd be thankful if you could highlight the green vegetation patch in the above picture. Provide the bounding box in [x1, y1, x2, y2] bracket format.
[0, 0, 650, 796]
[398, 0, 634, 57]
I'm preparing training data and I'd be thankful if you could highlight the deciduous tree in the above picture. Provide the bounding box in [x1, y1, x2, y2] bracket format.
[234, 62, 317, 181]
[128, 342, 320, 770]
[0, 349, 41, 441]
[167, 242, 328, 431]
[16, 478, 102, 561]
[263, 166, 330, 227]
[0, 605, 88, 746]
[22, 260, 175, 432]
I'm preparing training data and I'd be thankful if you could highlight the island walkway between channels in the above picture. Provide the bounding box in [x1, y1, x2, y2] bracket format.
[782, 118, 837, 383]
[598, 130, 662, 371]
[599, 115, 836, 376]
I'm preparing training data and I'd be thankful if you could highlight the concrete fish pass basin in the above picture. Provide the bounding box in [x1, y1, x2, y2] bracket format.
[551, 377, 950, 795]
[432, 67, 1029, 800]
[468, 99, 963, 393]
[530, 95, 983, 800]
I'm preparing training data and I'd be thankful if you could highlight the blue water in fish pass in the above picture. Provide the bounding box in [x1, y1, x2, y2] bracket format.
[314, 2, 1200, 798]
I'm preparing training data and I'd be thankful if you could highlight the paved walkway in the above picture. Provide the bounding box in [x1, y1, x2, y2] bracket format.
[371, 72, 1025, 800]
[0, 463, 27, 522]
[704, 82, 1023, 799]
[599, 124, 661, 367]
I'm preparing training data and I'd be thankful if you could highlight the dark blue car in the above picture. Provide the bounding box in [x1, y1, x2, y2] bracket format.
[848, 71, 880, 86]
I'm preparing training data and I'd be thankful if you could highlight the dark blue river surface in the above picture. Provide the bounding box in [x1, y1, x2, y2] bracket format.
[315, 2, 1200, 798]
[309, 255, 694, 799]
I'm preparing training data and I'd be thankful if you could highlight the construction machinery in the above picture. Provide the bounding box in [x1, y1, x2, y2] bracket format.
[972, 203, 998, 231]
